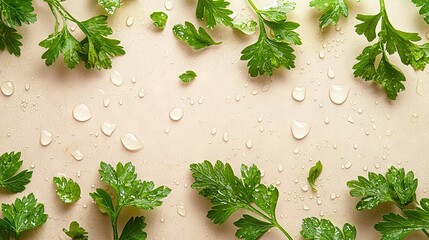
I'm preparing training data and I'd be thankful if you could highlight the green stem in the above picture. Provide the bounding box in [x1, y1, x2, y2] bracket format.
[246, 0, 259, 13]
[423, 229, 429, 238]
[273, 220, 293, 240]
[247, 205, 292, 240]
[15, 232, 20, 240]
[112, 216, 119, 240]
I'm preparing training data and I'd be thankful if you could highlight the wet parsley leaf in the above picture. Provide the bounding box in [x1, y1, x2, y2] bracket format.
[196, 0, 233, 29]
[173, 21, 221, 50]
[0, 152, 32, 193]
[233, 19, 257, 35]
[301, 217, 356, 240]
[310, 0, 349, 28]
[53, 176, 81, 204]
[412, 0, 429, 24]
[150, 12, 168, 30]
[63, 221, 88, 240]
[307, 161, 322, 192]
[179, 70, 197, 83]
[98, 0, 120, 14]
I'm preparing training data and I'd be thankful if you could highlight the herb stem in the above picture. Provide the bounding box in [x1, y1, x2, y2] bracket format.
[273, 220, 293, 240]
[248, 205, 292, 240]
[246, 0, 259, 13]
[112, 217, 119, 240]
[423, 229, 429, 238]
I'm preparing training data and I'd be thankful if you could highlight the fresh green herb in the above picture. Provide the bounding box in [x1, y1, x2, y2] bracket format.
[150, 12, 168, 30]
[190, 160, 293, 240]
[40, 0, 125, 69]
[309, 0, 349, 28]
[0, 152, 32, 193]
[348, 166, 429, 239]
[179, 70, 197, 83]
[0, 0, 36, 56]
[173, 21, 221, 50]
[352, 0, 429, 99]
[90, 162, 171, 240]
[241, 0, 301, 77]
[0, 193, 48, 240]
[53, 176, 81, 204]
[307, 161, 322, 192]
[412, 0, 429, 24]
[301, 217, 356, 240]
[196, 0, 233, 29]
[63, 221, 88, 240]
[98, 0, 120, 14]
[233, 19, 258, 35]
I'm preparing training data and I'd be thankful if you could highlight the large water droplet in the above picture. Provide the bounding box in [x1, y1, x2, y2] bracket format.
[169, 107, 184, 121]
[291, 120, 311, 140]
[292, 86, 306, 102]
[121, 133, 144, 152]
[73, 104, 92, 122]
[329, 84, 350, 105]
[126, 17, 134, 27]
[101, 122, 117, 137]
[111, 71, 123, 86]
[1, 81, 14, 96]
[71, 150, 84, 161]
[40, 130, 53, 146]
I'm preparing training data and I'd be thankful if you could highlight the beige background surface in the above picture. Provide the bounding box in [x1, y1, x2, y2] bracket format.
[1, 0, 429, 239]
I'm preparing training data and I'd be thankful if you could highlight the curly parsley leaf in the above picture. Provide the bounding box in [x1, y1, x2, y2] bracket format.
[307, 161, 322, 192]
[353, 0, 429, 99]
[190, 160, 293, 240]
[310, 0, 349, 28]
[0, 152, 32, 193]
[375, 198, 429, 240]
[98, 0, 120, 14]
[53, 176, 81, 204]
[63, 221, 88, 240]
[173, 21, 221, 50]
[119, 217, 147, 240]
[90, 162, 170, 240]
[301, 217, 356, 240]
[0, 22, 23, 56]
[0, 194, 48, 239]
[347, 166, 417, 211]
[179, 70, 197, 83]
[150, 12, 168, 30]
[41, 1, 125, 69]
[196, 0, 233, 29]
[412, 0, 429, 24]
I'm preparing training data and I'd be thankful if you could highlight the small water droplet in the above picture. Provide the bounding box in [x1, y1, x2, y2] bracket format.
[278, 164, 283, 172]
[262, 85, 270, 92]
[324, 116, 330, 124]
[374, 163, 380, 169]
[121, 133, 144, 152]
[223, 132, 229, 142]
[126, 16, 134, 27]
[25, 83, 30, 91]
[246, 140, 253, 149]
[251, 90, 259, 95]
[347, 115, 354, 123]
[317, 198, 322, 205]
[169, 107, 184, 121]
[291, 120, 311, 140]
[344, 161, 352, 169]
[301, 185, 309, 192]
[176, 204, 187, 217]
[211, 128, 217, 135]
[138, 88, 145, 98]
[329, 84, 350, 105]
[164, 0, 174, 10]
[71, 150, 84, 161]
[335, 24, 342, 31]
[101, 122, 117, 137]
[164, 127, 170, 134]
[40, 130, 53, 146]
[330, 193, 336, 200]
[1, 81, 14, 96]
[103, 99, 110, 107]
[353, 144, 358, 149]
[292, 86, 306, 102]
[319, 50, 325, 59]
[327, 67, 336, 79]
[111, 71, 123, 86]
[303, 205, 310, 211]
[73, 104, 92, 122]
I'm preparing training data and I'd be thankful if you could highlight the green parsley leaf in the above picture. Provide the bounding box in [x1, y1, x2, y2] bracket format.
[196, 0, 233, 29]
[173, 21, 221, 50]
[301, 217, 356, 240]
[412, 0, 429, 24]
[233, 19, 257, 35]
[375, 198, 429, 240]
[63, 221, 88, 240]
[41, 1, 125, 69]
[310, 0, 349, 28]
[0, 194, 48, 239]
[259, 0, 296, 22]
[53, 176, 81, 204]
[347, 166, 417, 211]
[150, 12, 168, 30]
[0, 21, 22, 56]
[119, 217, 147, 240]
[0, 227, 9, 240]
[179, 70, 197, 83]
[307, 161, 322, 192]
[190, 160, 293, 240]
[353, 0, 429, 99]
[98, 0, 120, 14]
[90, 162, 171, 240]
[0, 152, 32, 193]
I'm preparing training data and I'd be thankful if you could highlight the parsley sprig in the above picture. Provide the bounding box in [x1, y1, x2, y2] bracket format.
[353, 0, 429, 100]
[0, 152, 32, 193]
[241, 0, 301, 77]
[40, 0, 125, 69]
[90, 162, 171, 240]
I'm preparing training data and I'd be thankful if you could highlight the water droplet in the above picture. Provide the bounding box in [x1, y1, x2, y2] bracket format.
[101, 122, 117, 137]
[347, 115, 354, 123]
[25, 83, 30, 91]
[319, 50, 325, 59]
[327, 67, 336, 79]
[110, 70, 123, 86]
[169, 107, 184, 121]
[292, 86, 306, 102]
[246, 140, 253, 149]
[353, 144, 358, 149]
[72, 104, 92, 122]
[121, 133, 144, 152]
[335, 24, 342, 31]
[1, 81, 14, 96]
[291, 120, 311, 140]
[126, 17, 134, 27]
[40, 130, 53, 146]
[324, 116, 330, 124]
[317, 198, 322, 205]
[176, 204, 187, 217]
[329, 84, 350, 105]
[223, 132, 229, 142]
[303, 205, 310, 211]
[301, 185, 309, 192]
[103, 99, 110, 107]
[344, 161, 352, 169]
[278, 164, 283, 172]
[262, 85, 270, 92]
[374, 163, 380, 169]
[164, 0, 173, 10]
[251, 90, 259, 95]
[138, 88, 145, 98]
[330, 193, 336, 200]
[71, 150, 84, 161]
[211, 128, 217, 135]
